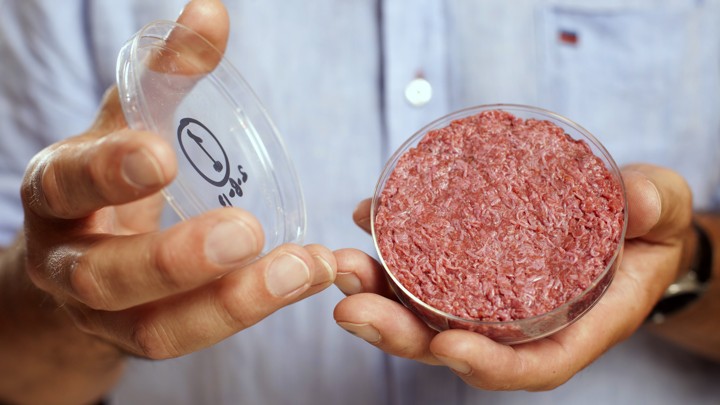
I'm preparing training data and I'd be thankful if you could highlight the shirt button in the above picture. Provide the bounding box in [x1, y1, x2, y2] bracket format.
[404, 77, 432, 107]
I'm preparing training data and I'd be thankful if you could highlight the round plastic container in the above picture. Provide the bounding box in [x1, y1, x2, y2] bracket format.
[371, 104, 627, 344]
[116, 21, 305, 255]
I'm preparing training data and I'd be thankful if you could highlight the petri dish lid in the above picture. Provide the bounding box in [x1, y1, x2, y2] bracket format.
[116, 20, 306, 255]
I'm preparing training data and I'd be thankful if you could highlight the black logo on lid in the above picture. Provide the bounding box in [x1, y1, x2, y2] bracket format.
[177, 117, 249, 207]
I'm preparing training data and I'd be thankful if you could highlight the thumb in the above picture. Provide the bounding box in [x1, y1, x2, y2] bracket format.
[353, 198, 373, 234]
[152, 0, 230, 75]
[93, 0, 230, 132]
[176, 0, 230, 56]
[622, 164, 693, 242]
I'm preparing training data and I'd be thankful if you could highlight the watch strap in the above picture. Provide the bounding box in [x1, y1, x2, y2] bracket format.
[648, 221, 713, 323]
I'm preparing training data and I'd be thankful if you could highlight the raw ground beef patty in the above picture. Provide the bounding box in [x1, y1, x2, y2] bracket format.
[374, 110, 624, 322]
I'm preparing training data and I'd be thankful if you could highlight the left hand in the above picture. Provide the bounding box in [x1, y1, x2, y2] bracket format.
[333, 164, 693, 391]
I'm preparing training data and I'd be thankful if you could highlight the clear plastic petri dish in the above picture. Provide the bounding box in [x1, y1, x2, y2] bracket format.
[371, 104, 627, 344]
[116, 20, 305, 255]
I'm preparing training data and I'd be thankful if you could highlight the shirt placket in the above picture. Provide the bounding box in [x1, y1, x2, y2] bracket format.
[381, 0, 451, 159]
[380, 2, 460, 404]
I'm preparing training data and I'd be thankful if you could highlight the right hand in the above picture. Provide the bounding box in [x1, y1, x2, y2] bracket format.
[19, 0, 336, 360]
[334, 165, 693, 391]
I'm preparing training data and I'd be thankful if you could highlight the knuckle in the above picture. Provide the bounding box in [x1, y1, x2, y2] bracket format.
[40, 165, 71, 218]
[131, 320, 178, 360]
[41, 145, 82, 218]
[393, 343, 428, 361]
[215, 280, 254, 332]
[664, 169, 693, 207]
[515, 357, 570, 392]
[69, 255, 112, 310]
[86, 145, 124, 201]
[152, 241, 185, 291]
[39, 166, 72, 218]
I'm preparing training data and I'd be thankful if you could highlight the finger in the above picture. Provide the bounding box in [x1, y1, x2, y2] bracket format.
[622, 164, 692, 241]
[63, 208, 263, 311]
[430, 229, 688, 391]
[300, 244, 337, 295]
[114, 192, 168, 234]
[68, 243, 334, 359]
[150, 0, 230, 75]
[177, 0, 229, 55]
[25, 0, 234, 220]
[91, 87, 127, 132]
[430, 329, 574, 391]
[334, 293, 441, 365]
[92, 0, 230, 133]
[334, 248, 394, 298]
[353, 198, 372, 234]
[429, 285, 638, 392]
[430, 264, 659, 393]
[22, 129, 176, 219]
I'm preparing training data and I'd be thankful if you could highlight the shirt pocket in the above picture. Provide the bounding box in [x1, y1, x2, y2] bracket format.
[535, 2, 720, 207]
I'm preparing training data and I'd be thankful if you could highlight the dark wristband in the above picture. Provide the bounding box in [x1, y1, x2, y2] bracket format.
[648, 221, 713, 324]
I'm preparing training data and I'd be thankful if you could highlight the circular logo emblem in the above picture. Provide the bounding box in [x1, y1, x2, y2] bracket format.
[177, 117, 231, 187]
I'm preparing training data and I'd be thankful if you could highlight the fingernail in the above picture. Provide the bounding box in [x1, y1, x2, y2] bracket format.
[645, 177, 662, 226]
[353, 201, 372, 230]
[311, 255, 335, 286]
[266, 254, 310, 297]
[205, 220, 257, 265]
[626, 169, 661, 226]
[337, 322, 381, 344]
[436, 355, 472, 375]
[335, 272, 363, 295]
[122, 149, 164, 188]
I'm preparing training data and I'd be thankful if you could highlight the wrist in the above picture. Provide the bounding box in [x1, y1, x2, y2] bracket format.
[1, 238, 126, 405]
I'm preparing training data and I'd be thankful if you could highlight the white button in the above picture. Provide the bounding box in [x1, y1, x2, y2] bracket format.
[404, 77, 432, 107]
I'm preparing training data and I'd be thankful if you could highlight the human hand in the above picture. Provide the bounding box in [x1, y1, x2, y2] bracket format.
[19, 0, 336, 360]
[333, 164, 692, 390]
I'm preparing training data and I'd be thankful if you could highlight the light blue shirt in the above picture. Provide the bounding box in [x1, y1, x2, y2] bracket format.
[1, 1, 720, 404]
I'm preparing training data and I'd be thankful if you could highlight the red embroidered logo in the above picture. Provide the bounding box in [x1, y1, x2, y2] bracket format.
[558, 30, 579, 45]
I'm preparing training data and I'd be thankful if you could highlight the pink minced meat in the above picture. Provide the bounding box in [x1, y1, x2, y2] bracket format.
[375, 110, 624, 322]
